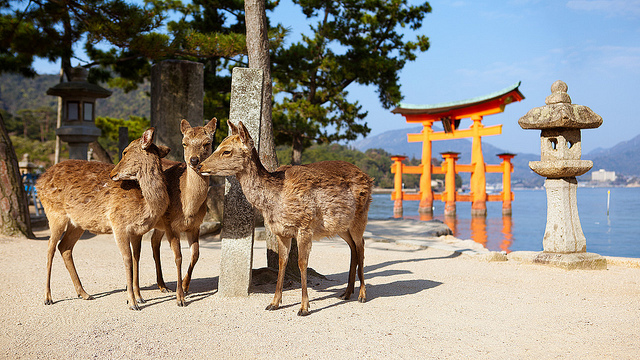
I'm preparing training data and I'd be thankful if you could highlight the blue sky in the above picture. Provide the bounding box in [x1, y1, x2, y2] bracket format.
[271, 0, 640, 155]
[34, 0, 640, 155]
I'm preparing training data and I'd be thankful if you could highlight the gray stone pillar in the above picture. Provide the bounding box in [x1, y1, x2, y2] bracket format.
[218, 67, 264, 297]
[150, 60, 204, 162]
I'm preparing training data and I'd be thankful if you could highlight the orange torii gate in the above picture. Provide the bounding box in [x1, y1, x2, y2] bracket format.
[390, 82, 524, 217]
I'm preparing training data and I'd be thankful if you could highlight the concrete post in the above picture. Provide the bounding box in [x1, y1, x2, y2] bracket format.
[150, 60, 204, 162]
[218, 67, 264, 297]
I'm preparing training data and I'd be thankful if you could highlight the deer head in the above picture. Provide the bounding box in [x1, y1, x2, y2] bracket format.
[180, 118, 217, 169]
[198, 120, 254, 176]
[111, 127, 170, 181]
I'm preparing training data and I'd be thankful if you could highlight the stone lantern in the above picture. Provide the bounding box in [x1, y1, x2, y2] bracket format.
[47, 67, 112, 160]
[517, 80, 606, 269]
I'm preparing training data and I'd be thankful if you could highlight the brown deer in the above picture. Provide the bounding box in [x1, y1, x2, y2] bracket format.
[198, 121, 373, 316]
[147, 118, 216, 307]
[37, 128, 170, 310]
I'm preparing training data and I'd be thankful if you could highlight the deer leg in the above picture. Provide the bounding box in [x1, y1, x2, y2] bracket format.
[351, 227, 367, 303]
[182, 230, 200, 294]
[296, 232, 313, 316]
[131, 235, 145, 304]
[338, 231, 357, 300]
[150, 229, 169, 292]
[266, 236, 291, 311]
[57, 224, 93, 301]
[114, 232, 139, 311]
[167, 231, 185, 307]
[45, 216, 68, 305]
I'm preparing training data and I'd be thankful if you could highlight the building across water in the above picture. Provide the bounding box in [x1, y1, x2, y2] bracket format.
[591, 169, 616, 182]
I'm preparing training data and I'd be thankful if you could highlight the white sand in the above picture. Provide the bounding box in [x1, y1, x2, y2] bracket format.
[1, 221, 639, 359]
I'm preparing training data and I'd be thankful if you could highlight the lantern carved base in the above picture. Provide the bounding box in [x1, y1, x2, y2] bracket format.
[509, 177, 606, 270]
[508, 251, 607, 270]
[543, 177, 586, 253]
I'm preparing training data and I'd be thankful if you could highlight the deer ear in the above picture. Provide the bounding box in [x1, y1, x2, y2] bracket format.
[157, 145, 171, 158]
[141, 128, 155, 150]
[228, 120, 239, 135]
[205, 117, 217, 135]
[237, 121, 255, 149]
[180, 119, 191, 134]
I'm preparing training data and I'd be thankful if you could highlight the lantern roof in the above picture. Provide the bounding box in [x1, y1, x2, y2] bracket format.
[46, 81, 112, 98]
[518, 80, 602, 130]
[46, 67, 112, 98]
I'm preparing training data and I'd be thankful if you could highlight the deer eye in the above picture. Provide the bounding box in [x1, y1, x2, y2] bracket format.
[182, 143, 187, 148]
[222, 150, 231, 156]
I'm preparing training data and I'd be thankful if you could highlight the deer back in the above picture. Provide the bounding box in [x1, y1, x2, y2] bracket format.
[273, 161, 372, 237]
[37, 128, 170, 235]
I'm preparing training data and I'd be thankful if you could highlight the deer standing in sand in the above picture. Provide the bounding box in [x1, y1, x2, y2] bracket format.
[146, 118, 216, 307]
[37, 128, 170, 310]
[198, 121, 373, 316]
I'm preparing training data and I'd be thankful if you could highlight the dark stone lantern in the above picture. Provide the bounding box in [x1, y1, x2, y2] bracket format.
[46, 67, 112, 160]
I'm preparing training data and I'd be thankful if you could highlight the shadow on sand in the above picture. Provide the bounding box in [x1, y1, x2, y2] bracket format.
[250, 251, 456, 315]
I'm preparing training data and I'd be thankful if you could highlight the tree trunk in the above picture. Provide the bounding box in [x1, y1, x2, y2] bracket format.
[0, 113, 34, 239]
[291, 135, 303, 165]
[244, 0, 277, 172]
[245, 0, 301, 274]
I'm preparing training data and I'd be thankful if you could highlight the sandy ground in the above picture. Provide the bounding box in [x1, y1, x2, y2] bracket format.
[1, 220, 639, 360]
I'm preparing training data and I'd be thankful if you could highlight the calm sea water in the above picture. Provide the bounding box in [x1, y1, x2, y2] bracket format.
[368, 187, 640, 258]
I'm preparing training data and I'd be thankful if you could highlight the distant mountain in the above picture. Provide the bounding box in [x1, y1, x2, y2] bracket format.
[587, 134, 640, 176]
[355, 126, 640, 184]
[354, 127, 543, 186]
[0, 73, 150, 120]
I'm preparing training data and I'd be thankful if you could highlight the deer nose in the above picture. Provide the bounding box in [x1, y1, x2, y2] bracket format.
[190, 157, 200, 167]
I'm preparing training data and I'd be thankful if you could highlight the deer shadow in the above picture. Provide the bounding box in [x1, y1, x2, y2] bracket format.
[63, 276, 219, 310]
[252, 251, 457, 315]
[135, 276, 219, 308]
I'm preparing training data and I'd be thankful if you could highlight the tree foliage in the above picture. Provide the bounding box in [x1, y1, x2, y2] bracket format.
[0, 0, 161, 79]
[1, 0, 432, 168]
[94, 115, 150, 161]
[271, 0, 431, 163]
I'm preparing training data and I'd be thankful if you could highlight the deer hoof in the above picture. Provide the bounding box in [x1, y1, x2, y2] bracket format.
[129, 303, 141, 311]
[78, 293, 94, 300]
[265, 304, 279, 311]
[177, 299, 186, 307]
[358, 296, 366, 303]
[297, 309, 310, 316]
[338, 291, 352, 300]
[44, 299, 53, 305]
[136, 298, 146, 304]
